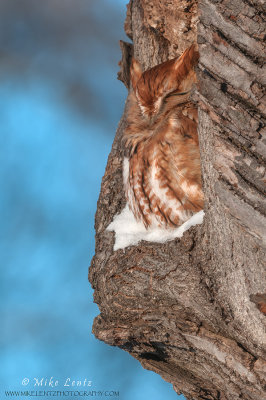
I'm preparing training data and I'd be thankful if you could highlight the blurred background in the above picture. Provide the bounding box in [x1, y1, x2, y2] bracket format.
[0, 1, 185, 399]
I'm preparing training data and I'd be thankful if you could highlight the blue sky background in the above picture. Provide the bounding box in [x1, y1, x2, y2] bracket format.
[0, 1, 185, 399]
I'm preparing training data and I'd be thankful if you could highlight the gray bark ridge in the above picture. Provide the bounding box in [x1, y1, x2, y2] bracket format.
[89, 1, 266, 399]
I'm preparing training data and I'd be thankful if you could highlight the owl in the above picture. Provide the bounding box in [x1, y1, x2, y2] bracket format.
[123, 44, 204, 229]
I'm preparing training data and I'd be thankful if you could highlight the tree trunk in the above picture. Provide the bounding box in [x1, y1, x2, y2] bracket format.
[89, 1, 266, 399]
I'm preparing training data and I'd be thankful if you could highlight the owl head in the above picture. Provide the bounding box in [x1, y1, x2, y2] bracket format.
[130, 44, 199, 120]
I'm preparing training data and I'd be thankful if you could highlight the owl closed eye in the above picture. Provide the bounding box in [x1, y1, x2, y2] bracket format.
[130, 44, 199, 119]
[123, 44, 204, 229]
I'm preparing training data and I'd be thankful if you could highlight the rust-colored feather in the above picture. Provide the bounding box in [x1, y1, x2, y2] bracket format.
[124, 44, 204, 229]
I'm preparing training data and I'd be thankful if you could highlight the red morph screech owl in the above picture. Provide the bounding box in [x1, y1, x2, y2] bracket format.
[123, 44, 204, 230]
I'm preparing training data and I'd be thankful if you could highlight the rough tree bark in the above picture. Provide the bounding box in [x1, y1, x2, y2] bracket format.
[89, 1, 266, 399]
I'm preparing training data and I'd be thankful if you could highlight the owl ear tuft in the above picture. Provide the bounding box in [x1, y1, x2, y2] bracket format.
[174, 43, 199, 72]
[130, 58, 142, 91]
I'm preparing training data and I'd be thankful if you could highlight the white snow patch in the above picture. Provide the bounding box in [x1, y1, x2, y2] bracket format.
[107, 204, 204, 251]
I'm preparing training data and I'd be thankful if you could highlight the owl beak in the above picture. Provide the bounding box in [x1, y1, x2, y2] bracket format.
[148, 112, 156, 126]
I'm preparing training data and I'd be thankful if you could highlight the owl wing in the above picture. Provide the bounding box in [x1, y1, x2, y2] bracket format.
[144, 139, 195, 227]
[126, 143, 153, 228]
[126, 109, 203, 228]
[142, 111, 203, 227]
[126, 140, 179, 228]
[165, 111, 204, 213]
[126, 141, 189, 228]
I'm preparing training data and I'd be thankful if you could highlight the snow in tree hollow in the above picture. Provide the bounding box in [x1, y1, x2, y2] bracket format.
[107, 204, 204, 251]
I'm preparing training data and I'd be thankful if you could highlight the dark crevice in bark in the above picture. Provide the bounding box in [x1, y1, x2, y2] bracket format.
[199, 115, 263, 165]
[198, 76, 264, 124]
[212, 28, 263, 66]
[212, 27, 264, 66]
[224, 172, 266, 216]
[234, 166, 266, 198]
[209, 0, 266, 20]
